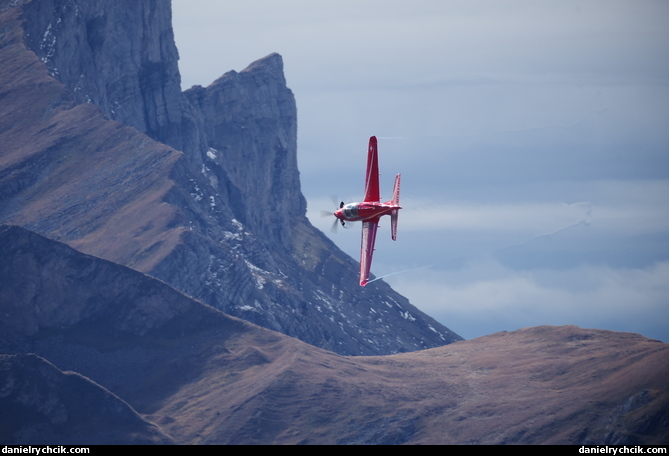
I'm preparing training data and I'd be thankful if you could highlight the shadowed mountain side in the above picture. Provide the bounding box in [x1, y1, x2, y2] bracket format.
[0, 225, 269, 408]
[0, 354, 175, 444]
[1, 226, 667, 445]
[0, 2, 462, 355]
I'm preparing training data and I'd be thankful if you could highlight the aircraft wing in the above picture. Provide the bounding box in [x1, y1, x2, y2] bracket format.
[359, 218, 379, 286]
[363, 136, 381, 203]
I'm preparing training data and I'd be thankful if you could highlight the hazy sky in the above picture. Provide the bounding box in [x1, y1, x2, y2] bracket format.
[172, 0, 669, 342]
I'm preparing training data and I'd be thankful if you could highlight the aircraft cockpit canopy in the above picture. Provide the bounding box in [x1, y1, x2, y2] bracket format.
[342, 203, 359, 218]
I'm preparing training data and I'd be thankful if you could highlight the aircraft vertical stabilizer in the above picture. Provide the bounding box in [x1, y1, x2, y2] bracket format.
[390, 174, 400, 241]
[391, 173, 400, 206]
[363, 136, 381, 203]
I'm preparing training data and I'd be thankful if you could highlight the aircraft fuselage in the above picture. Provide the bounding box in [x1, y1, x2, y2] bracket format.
[334, 202, 401, 223]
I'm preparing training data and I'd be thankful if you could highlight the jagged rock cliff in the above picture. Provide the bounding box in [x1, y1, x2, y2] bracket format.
[0, 0, 462, 355]
[183, 53, 306, 246]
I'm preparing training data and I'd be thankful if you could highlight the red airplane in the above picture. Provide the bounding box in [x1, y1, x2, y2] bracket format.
[333, 136, 401, 286]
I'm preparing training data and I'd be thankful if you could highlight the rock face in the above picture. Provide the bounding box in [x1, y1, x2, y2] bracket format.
[20, 0, 186, 150]
[1, 225, 667, 444]
[0, 0, 462, 355]
[183, 53, 306, 246]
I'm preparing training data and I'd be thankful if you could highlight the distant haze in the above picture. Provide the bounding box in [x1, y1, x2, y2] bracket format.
[172, 0, 669, 341]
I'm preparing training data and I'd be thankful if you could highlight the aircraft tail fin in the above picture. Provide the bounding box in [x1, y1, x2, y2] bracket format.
[391, 173, 400, 206]
[391, 173, 400, 241]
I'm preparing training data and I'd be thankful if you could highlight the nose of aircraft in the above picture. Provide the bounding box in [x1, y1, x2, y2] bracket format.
[334, 209, 343, 219]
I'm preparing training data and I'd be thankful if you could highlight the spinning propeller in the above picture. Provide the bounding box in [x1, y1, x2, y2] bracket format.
[321, 200, 347, 232]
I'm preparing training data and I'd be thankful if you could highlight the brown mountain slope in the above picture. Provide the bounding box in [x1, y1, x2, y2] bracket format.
[150, 325, 668, 445]
[2, 225, 667, 445]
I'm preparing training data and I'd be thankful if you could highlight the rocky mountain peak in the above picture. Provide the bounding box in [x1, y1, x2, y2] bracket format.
[211, 52, 287, 84]
[242, 52, 286, 76]
[183, 51, 305, 247]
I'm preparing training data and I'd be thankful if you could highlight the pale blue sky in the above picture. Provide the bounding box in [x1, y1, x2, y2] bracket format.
[172, 0, 669, 341]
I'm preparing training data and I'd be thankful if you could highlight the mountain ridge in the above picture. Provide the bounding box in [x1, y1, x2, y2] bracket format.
[0, 353, 176, 444]
[1, 224, 667, 444]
